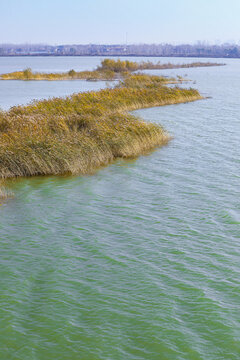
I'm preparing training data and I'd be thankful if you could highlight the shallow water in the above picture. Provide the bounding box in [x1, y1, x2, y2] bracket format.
[0, 57, 239, 360]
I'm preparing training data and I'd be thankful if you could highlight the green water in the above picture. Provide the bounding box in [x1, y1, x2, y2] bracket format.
[0, 57, 239, 359]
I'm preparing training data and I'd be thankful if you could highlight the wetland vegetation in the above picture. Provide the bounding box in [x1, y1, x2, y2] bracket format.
[0, 58, 224, 81]
[0, 71, 202, 197]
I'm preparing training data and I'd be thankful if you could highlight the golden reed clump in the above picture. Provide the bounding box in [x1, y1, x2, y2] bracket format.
[0, 73, 203, 197]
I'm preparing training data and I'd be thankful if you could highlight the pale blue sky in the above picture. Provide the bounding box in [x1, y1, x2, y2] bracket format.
[1, 0, 240, 44]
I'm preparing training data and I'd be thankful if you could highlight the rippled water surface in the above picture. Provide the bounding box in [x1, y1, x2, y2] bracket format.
[0, 57, 239, 360]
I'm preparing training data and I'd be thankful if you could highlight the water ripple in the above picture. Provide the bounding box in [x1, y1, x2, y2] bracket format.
[1, 57, 240, 359]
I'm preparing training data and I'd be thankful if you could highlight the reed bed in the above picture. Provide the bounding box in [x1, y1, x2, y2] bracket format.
[0, 59, 224, 81]
[0, 68, 117, 81]
[97, 58, 225, 72]
[0, 73, 202, 196]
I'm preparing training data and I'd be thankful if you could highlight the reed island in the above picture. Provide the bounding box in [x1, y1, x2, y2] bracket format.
[0, 58, 224, 81]
[0, 59, 204, 197]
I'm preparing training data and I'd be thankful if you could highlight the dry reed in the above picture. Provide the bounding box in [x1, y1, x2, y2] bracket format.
[0, 58, 224, 81]
[0, 72, 203, 196]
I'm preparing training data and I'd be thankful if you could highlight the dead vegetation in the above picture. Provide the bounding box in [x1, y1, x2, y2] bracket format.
[0, 71, 203, 197]
[0, 58, 224, 81]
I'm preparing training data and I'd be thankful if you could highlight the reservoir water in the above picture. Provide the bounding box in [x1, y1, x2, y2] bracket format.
[0, 57, 239, 360]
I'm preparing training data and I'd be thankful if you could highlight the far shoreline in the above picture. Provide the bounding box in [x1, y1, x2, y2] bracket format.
[0, 54, 236, 59]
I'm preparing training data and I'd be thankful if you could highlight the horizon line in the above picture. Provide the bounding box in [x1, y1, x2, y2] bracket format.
[1, 42, 240, 46]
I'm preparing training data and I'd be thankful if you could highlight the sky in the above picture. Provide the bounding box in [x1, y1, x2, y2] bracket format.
[1, 0, 240, 45]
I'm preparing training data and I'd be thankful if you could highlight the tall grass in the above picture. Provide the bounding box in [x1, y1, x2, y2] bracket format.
[97, 58, 224, 71]
[0, 68, 117, 81]
[0, 59, 224, 81]
[0, 73, 202, 196]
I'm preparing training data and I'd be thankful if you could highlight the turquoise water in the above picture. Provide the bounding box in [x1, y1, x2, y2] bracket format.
[0, 57, 239, 359]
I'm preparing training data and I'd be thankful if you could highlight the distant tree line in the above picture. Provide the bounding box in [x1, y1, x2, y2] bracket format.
[1, 43, 240, 57]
